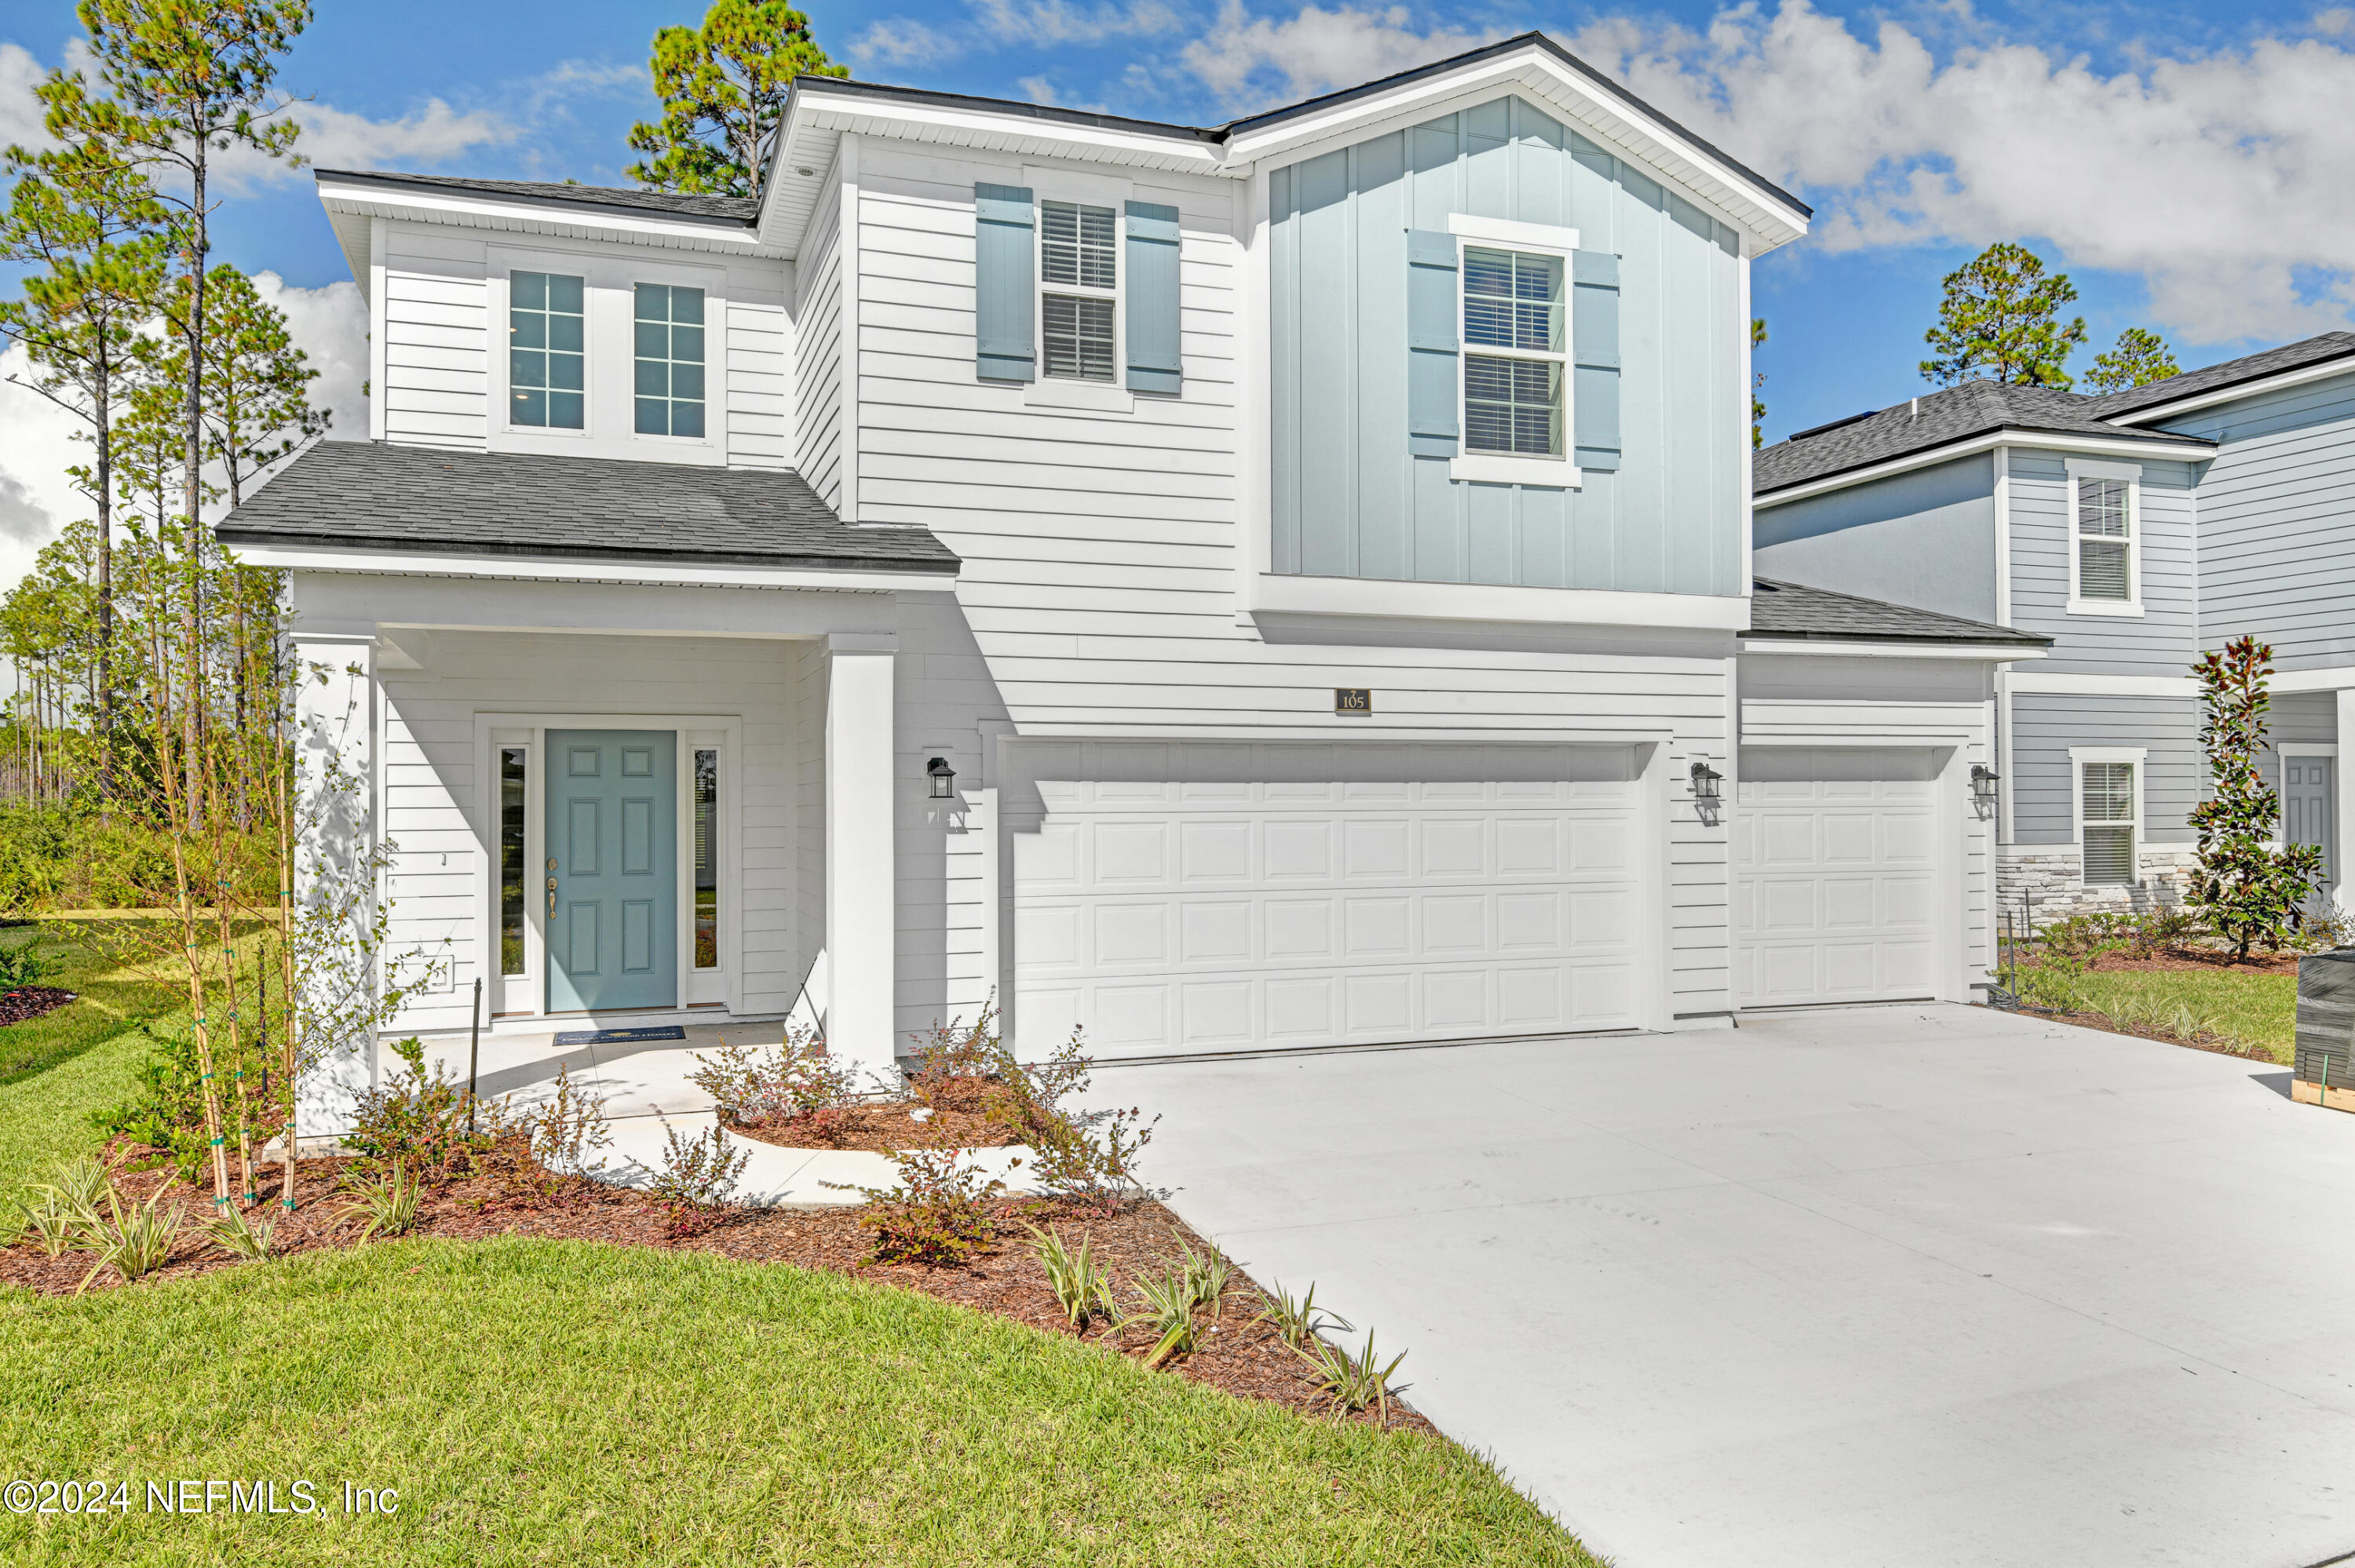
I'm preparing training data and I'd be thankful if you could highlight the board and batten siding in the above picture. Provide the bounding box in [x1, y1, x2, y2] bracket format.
[372, 219, 796, 472]
[847, 143, 1741, 1017]
[1752, 455, 1999, 623]
[2004, 450, 2199, 676]
[2160, 370, 2355, 670]
[2009, 692, 2199, 847]
[375, 632, 804, 1034]
[1268, 94, 1745, 596]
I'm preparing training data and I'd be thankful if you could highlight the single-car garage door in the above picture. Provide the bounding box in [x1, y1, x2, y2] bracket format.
[1734, 746, 1940, 1008]
[1012, 742, 1646, 1058]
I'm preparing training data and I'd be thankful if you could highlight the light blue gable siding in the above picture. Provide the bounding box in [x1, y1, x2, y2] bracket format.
[2004, 450, 2200, 676]
[1752, 454, 1997, 622]
[2157, 370, 2355, 671]
[1269, 95, 1745, 596]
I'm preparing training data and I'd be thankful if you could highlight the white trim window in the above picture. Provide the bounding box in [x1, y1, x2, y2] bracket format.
[1040, 199, 1117, 382]
[509, 271, 586, 429]
[2070, 745, 2146, 886]
[1462, 246, 1565, 457]
[2065, 458, 2142, 616]
[633, 283, 706, 438]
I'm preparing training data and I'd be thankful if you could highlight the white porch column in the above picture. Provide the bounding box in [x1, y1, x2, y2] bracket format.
[292, 633, 378, 1137]
[825, 633, 898, 1076]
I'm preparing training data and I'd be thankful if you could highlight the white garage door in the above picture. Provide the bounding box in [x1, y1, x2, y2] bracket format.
[1734, 747, 1940, 1008]
[1013, 742, 1646, 1059]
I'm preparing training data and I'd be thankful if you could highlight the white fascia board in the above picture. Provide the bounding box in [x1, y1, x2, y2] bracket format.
[2104, 355, 2355, 426]
[1221, 53, 1810, 252]
[1246, 572, 1750, 631]
[1753, 428, 2217, 509]
[232, 540, 950, 593]
[1739, 639, 2046, 662]
[316, 181, 783, 266]
[1011, 723, 1680, 746]
[2270, 664, 2355, 694]
[2002, 670, 2191, 696]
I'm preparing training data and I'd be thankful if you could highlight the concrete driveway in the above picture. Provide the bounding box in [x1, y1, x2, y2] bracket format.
[1102, 1004, 2355, 1568]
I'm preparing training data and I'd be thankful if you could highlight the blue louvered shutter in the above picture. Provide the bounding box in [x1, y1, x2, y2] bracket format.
[1406, 229, 1459, 456]
[975, 183, 1035, 382]
[1124, 200, 1181, 395]
[1572, 250, 1620, 471]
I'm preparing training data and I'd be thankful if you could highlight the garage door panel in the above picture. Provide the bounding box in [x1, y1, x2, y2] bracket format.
[1015, 743, 1645, 1056]
[1735, 746, 1942, 1009]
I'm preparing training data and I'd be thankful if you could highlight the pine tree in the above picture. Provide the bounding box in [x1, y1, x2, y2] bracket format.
[626, 0, 846, 202]
[1750, 316, 1768, 450]
[2188, 636, 2324, 961]
[2082, 327, 2180, 395]
[1919, 241, 2087, 388]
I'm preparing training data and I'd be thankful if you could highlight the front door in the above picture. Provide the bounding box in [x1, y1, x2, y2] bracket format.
[2285, 754, 2336, 910]
[547, 730, 677, 1012]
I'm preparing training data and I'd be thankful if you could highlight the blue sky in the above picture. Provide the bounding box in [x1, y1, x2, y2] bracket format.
[6, 0, 2355, 505]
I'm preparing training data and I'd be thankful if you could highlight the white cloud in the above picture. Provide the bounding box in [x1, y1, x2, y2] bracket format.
[1565, 1, 2355, 343]
[853, 0, 1176, 70]
[250, 272, 370, 450]
[0, 42, 49, 155]
[0, 472, 52, 544]
[1183, 2, 1490, 111]
[849, 18, 962, 68]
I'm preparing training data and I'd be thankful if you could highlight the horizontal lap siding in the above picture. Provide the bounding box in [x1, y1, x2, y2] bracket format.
[726, 279, 791, 469]
[378, 633, 799, 1034]
[2011, 693, 2199, 845]
[383, 229, 489, 450]
[2006, 450, 2198, 676]
[794, 181, 847, 507]
[2163, 372, 2355, 669]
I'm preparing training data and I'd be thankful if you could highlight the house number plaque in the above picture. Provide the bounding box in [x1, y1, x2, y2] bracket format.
[1334, 687, 1373, 716]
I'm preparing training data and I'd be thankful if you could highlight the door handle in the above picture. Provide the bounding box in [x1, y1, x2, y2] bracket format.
[546, 875, 557, 914]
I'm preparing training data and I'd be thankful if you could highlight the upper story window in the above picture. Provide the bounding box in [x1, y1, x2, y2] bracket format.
[2065, 460, 2141, 614]
[1462, 247, 1565, 457]
[1040, 199, 1115, 382]
[633, 283, 706, 438]
[510, 271, 585, 429]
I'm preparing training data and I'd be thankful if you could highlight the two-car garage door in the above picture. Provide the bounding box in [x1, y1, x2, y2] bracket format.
[1733, 747, 1941, 1008]
[1013, 742, 1645, 1059]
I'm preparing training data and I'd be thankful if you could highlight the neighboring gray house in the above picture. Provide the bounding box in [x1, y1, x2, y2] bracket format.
[1753, 334, 2355, 917]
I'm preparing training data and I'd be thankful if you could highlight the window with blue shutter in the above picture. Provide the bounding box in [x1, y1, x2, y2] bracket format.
[1125, 200, 1181, 395]
[974, 183, 1036, 382]
[1571, 250, 1621, 471]
[1406, 229, 1459, 456]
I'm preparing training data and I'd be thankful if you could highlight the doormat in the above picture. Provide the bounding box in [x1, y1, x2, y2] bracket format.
[553, 1026, 688, 1047]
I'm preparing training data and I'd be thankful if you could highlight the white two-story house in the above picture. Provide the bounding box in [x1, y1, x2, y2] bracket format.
[222, 35, 2047, 1127]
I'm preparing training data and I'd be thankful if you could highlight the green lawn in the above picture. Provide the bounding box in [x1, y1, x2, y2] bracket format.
[2054, 965, 2298, 1063]
[0, 1238, 1595, 1567]
[0, 924, 186, 1188]
[0, 921, 181, 1091]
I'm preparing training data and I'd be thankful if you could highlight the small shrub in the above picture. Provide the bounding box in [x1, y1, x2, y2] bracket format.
[203, 1203, 277, 1261]
[688, 1026, 860, 1129]
[1256, 1279, 1351, 1352]
[347, 1037, 480, 1173]
[338, 1159, 422, 1241]
[1121, 1265, 1202, 1368]
[78, 1183, 184, 1293]
[1024, 1223, 1116, 1328]
[531, 1063, 615, 1179]
[915, 1009, 1158, 1210]
[1169, 1229, 1232, 1320]
[907, 1008, 1002, 1116]
[1296, 1329, 1408, 1424]
[649, 1120, 750, 1209]
[0, 937, 60, 990]
[834, 1143, 1010, 1266]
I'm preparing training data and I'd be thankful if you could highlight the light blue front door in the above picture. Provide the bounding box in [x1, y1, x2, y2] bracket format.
[2286, 754, 2336, 909]
[547, 731, 677, 1012]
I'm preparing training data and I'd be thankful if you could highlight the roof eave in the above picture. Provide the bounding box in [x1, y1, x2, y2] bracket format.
[217, 527, 961, 580]
[2100, 349, 2355, 426]
[1754, 425, 2218, 508]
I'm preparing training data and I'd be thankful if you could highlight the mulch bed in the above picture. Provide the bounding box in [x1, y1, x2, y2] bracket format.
[1, 1142, 1431, 1436]
[725, 1103, 1018, 1153]
[0, 987, 78, 1026]
[2084, 946, 2304, 975]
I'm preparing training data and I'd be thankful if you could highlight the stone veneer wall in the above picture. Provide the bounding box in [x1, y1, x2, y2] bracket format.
[1995, 844, 2198, 924]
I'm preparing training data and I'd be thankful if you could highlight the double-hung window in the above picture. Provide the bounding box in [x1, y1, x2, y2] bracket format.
[509, 271, 585, 429]
[634, 283, 706, 437]
[2076, 754, 2141, 886]
[1462, 247, 1565, 458]
[1040, 199, 1116, 382]
[2066, 460, 2141, 612]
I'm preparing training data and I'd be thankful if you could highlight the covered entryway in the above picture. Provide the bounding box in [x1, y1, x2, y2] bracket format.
[1734, 746, 1940, 1008]
[1010, 742, 1651, 1057]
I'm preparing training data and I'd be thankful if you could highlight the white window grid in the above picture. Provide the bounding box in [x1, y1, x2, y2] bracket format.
[1040, 199, 1117, 383]
[2070, 746, 2145, 887]
[2065, 459, 2142, 614]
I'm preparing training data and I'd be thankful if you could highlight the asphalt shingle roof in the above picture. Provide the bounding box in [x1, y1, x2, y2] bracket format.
[316, 169, 758, 226]
[1753, 380, 2210, 496]
[2085, 331, 2355, 420]
[216, 441, 959, 575]
[1746, 577, 2049, 646]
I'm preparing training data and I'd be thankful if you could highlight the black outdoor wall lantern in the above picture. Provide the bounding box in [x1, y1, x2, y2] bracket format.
[927, 757, 957, 799]
[1689, 759, 1723, 824]
[1970, 763, 2001, 815]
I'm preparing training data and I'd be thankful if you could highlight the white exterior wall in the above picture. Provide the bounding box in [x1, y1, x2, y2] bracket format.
[1738, 650, 2002, 986]
[374, 629, 805, 1034]
[793, 174, 848, 507]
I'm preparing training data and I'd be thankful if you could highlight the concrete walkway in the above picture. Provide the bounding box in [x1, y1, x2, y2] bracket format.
[408, 1023, 1029, 1206]
[1101, 1004, 2355, 1568]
